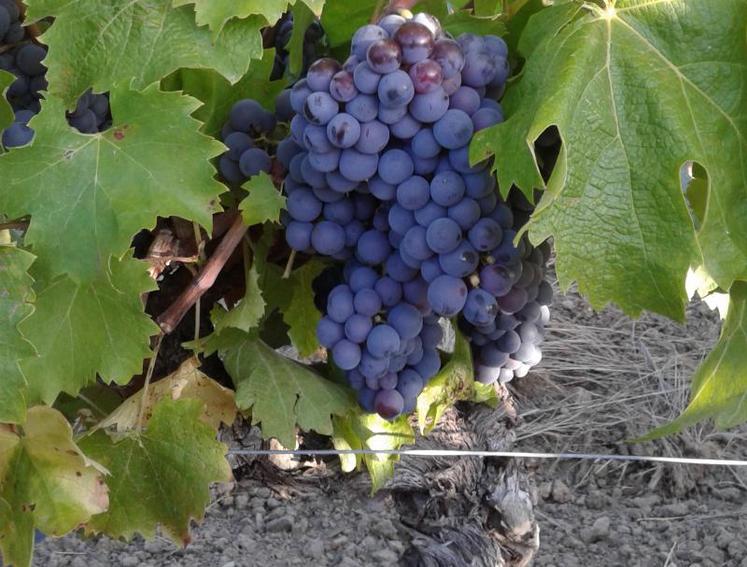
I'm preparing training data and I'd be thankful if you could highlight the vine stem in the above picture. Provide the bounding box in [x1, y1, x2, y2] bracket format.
[157, 214, 247, 334]
[136, 333, 163, 432]
[282, 249, 297, 279]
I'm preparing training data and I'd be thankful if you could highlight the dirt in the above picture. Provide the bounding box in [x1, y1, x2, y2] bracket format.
[34, 278, 747, 567]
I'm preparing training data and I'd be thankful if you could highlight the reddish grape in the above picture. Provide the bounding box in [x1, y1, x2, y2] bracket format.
[408, 59, 443, 94]
[366, 38, 402, 74]
[393, 22, 434, 64]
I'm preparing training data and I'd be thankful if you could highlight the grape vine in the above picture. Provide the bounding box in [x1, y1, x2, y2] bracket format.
[0, 1, 745, 565]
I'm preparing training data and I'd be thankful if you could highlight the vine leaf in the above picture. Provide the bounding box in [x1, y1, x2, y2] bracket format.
[283, 259, 326, 356]
[0, 85, 225, 282]
[0, 246, 35, 424]
[173, 0, 323, 37]
[0, 406, 109, 567]
[239, 172, 286, 227]
[162, 49, 285, 136]
[321, 0, 378, 47]
[80, 398, 232, 544]
[219, 332, 353, 449]
[212, 263, 266, 334]
[416, 326, 497, 434]
[19, 256, 158, 406]
[25, 0, 264, 106]
[93, 358, 237, 432]
[332, 413, 414, 493]
[287, 1, 315, 78]
[643, 282, 747, 439]
[0, 70, 14, 132]
[471, 0, 747, 320]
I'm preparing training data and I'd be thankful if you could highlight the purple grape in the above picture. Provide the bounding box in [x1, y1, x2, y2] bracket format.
[409, 88, 449, 123]
[375, 389, 405, 419]
[396, 175, 430, 211]
[409, 59, 443, 94]
[307, 57, 342, 92]
[378, 70, 415, 109]
[317, 317, 344, 348]
[426, 217, 462, 254]
[427, 275, 467, 317]
[394, 22, 434, 64]
[355, 119, 390, 154]
[327, 113, 361, 148]
[352, 25, 388, 60]
[366, 38, 402, 74]
[330, 70, 358, 102]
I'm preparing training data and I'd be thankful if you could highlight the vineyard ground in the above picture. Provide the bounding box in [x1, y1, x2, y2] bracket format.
[35, 274, 747, 567]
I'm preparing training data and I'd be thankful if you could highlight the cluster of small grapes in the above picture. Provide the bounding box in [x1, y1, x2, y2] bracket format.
[270, 12, 324, 81]
[218, 99, 276, 185]
[0, 0, 47, 148]
[257, 10, 549, 419]
[317, 262, 444, 418]
[65, 89, 111, 133]
[1, 6, 112, 148]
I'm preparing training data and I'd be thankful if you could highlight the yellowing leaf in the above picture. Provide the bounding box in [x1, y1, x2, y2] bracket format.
[25, 0, 264, 106]
[220, 334, 353, 449]
[643, 281, 747, 438]
[0, 246, 35, 424]
[471, 0, 747, 320]
[80, 398, 232, 544]
[94, 358, 237, 433]
[239, 172, 286, 227]
[0, 406, 108, 567]
[416, 326, 497, 435]
[332, 412, 414, 493]
[19, 256, 158, 405]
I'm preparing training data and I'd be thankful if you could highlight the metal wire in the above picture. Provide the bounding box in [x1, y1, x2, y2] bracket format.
[226, 448, 747, 466]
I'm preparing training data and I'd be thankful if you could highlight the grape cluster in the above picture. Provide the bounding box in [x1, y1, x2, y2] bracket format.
[66, 89, 111, 134]
[218, 99, 276, 186]
[1, 8, 113, 148]
[269, 11, 552, 419]
[317, 261, 444, 418]
[270, 12, 324, 81]
[0, 1, 47, 149]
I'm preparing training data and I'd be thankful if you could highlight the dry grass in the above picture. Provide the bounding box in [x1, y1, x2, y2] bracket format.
[511, 268, 747, 495]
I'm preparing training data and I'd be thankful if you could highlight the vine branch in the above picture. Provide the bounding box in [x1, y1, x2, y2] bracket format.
[156, 214, 248, 334]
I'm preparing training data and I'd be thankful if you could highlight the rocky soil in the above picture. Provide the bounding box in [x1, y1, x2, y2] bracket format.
[35, 280, 747, 567]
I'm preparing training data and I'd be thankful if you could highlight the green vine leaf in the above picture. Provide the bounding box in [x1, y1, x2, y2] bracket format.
[173, 0, 323, 37]
[287, 1, 315, 78]
[0, 70, 14, 133]
[219, 332, 353, 449]
[416, 325, 497, 434]
[471, 0, 747, 321]
[320, 0, 378, 47]
[0, 246, 35, 424]
[212, 263, 266, 334]
[19, 256, 158, 406]
[162, 49, 285, 136]
[25, 0, 264, 106]
[0, 85, 225, 282]
[79, 398, 232, 544]
[643, 282, 747, 439]
[0, 406, 109, 567]
[239, 172, 286, 227]
[283, 259, 326, 356]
